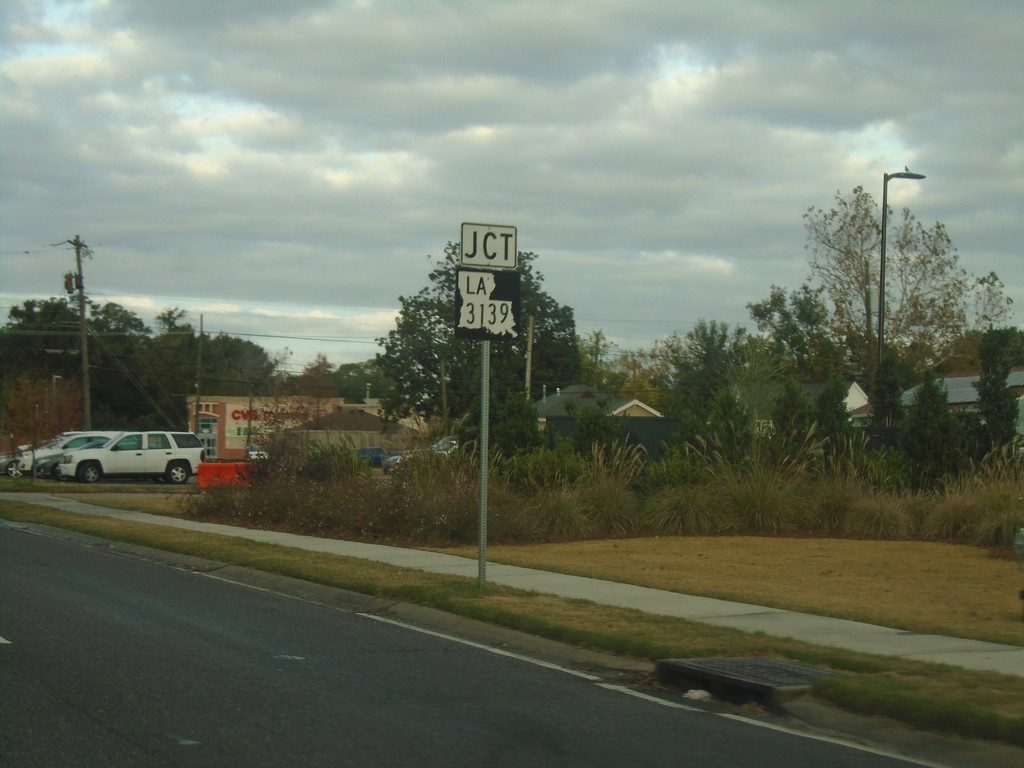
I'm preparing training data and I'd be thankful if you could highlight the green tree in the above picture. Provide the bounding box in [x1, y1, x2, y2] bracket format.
[129, 307, 199, 428]
[203, 333, 279, 395]
[814, 375, 855, 458]
[334, 360, 394, 402]
[0, 298, 80, 380]
[747, 283, 847, 380]
[89, 302, 158, 428]
[567, 397, 627, 456]
[901, 371, 967, 490]
[614, 347, 662, 408]
[706, 387, 754, 462]
[376, 243, 580, 427]
[655, 320, 747, 418]
[870, 348, 906, 428]
[728, 338, 788, 425]
[975, 327, 1022, 452]
[489, 392, 543, 457]
[295, 353, 337, 428]
[1, 297, 161, 428]
[578, 330, 623, 392]
[771, 378, 813, 442]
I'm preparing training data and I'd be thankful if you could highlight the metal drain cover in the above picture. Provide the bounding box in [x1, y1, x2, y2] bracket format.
[657, 657, 840, 710]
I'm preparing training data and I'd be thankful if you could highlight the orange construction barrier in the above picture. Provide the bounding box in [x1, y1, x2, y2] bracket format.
[196, 461, 254, 489]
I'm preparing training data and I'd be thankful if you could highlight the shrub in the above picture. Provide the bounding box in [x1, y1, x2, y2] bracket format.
[710, 461, 812, 535]
[638, 446, 706, 492]
[806, 469, 864, 534]
[521, 486, 593, 540]
[586, 442, 646, 487]
[382, 453, 479, 543]
[920, 494, 978, 542]
[180, 423, 1024, 549]
[296, 442, 369, 482]
[840, 493, 913, 540]
[642, 484, 720, 535]
[972, 498, 1024, 548]
[498, 439, 590, 492]
[581, 474, 641, 536]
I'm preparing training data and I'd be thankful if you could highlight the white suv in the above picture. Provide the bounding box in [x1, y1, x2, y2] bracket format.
[59, 431, 205, 484]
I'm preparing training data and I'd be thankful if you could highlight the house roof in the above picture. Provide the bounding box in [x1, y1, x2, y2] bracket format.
[900, 367, 1024, 406]
[535, 384, 662, 418]
[294, 408, 408, 434]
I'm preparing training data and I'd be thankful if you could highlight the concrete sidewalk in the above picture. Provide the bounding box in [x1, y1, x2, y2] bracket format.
[5, 491, 1024, 678]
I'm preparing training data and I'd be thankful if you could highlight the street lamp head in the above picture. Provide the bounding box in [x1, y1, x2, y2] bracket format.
[886, 171, 926, 181]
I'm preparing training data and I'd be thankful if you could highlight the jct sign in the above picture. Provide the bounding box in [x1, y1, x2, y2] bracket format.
[460, 223, 517, 270]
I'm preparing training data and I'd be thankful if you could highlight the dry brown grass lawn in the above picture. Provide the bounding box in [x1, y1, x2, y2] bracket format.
[442, 537, 1024, 646]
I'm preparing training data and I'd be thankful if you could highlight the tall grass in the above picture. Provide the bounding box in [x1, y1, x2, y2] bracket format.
[839, 493, 914, 540]
[642, 484, 721, 535]
[920, 448, 1024, 547]
[183, 434, 1024, 549]
[707, 460, 813, 534]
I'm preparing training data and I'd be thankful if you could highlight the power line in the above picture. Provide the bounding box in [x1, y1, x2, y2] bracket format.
[0, 242, 73, 256]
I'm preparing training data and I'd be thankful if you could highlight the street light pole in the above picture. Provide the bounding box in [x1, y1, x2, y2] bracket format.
[878, 170, 926, 372]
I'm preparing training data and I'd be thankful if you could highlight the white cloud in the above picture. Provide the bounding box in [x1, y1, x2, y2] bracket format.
[1, 0, 1022, 372]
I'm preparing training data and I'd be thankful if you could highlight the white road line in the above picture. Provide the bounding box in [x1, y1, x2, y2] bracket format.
[358, 612, 602, 681]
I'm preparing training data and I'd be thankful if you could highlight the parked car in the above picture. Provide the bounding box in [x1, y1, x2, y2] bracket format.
[1, 450, 24, 477]
[382, 436, 458, 473]
[6, 435, 72, 477]
[355, 446, 386, 468]
[58, 431, 205, 484]
[18, 431, 120, 478]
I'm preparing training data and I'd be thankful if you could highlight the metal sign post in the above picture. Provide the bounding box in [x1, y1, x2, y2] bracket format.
[457, 223, 519, 588]
[478, 340, 490, 587]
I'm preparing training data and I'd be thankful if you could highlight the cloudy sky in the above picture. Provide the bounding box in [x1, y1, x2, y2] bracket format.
[2, 1, 1022, 375]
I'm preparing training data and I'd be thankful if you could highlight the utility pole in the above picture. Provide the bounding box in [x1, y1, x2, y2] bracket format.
[70, 235, 92, 429]
[194, 314, 203, 432]
[439, 358, 448, 434]
[524, 315, 534, 399]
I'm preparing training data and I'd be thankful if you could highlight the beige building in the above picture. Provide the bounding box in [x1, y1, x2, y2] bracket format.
[185, 395, 416, 460]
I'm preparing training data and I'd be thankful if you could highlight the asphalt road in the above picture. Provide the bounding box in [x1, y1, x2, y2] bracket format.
[0, 523, 923, 768]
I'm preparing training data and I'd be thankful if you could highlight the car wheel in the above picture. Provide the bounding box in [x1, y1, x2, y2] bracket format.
[6, 464, 22, 478]
[76, 462, 101, 484]
[165, 461, 190, 485]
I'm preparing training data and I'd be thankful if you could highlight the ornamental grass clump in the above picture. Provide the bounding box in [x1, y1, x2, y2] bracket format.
[705, 457, 812, 535]
[521, 485, 593, 540]
[641, 483, 720, 535]
[806, 469, 864, 534]
[577, 443, 645, 535]
[839, 492, 913, 540]
[919, 493, 978, 543]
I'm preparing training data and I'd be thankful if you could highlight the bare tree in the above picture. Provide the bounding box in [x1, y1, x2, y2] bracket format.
[804, 186, 1010, 379]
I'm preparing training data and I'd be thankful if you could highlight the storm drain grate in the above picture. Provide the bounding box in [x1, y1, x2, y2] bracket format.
[656, 657, 841, 710]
